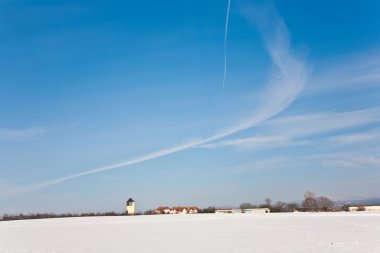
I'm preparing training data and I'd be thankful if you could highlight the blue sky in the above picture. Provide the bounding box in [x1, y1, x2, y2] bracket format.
[1, 0, 380, 213]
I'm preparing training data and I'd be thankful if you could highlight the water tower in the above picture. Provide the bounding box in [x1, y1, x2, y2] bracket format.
[126, 198, 135, 215]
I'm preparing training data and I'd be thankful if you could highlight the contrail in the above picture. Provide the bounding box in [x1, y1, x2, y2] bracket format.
[222, 0, 231, 91]
[7, 5, 310, 195]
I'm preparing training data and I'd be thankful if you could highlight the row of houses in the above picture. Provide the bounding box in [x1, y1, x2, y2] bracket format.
[152, 206, 270, 215]
[127, 197, 271, 215]
[153, 206, 201, 214]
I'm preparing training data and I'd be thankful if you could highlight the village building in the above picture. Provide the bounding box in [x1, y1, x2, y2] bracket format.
[153, 206, 200, 214]
[348, 205, 380, 212]
[215, 208, 240, 214]
[215, 208, 270, 214]
[244, 208, 270, 214]
[126, 198, 135, 215]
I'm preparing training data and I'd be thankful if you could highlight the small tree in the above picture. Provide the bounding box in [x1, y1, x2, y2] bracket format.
[271, 201, 286, 212]
[302, 191, 318, 211]
[285, 202, 299, 212]
[200, 207, 216, 213]
[304, 191, 315, 199]
[316, 196, 334, 211]
[264, 198, 273, 207]
[144, 210, 155, 215]
[240, 203, 255, 210]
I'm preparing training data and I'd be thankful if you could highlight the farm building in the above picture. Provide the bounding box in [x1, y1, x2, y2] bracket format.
[348, 205, 380, 212]
[215, 208, 270, 214]
[244, 208, 270, 214]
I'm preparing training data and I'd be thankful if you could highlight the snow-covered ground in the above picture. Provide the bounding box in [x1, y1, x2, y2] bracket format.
[0, 212, 379, 253]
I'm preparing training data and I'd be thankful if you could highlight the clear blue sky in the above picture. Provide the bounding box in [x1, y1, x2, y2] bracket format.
[1, 0, 380, 213]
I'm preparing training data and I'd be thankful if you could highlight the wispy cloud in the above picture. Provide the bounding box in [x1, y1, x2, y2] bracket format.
[229, 150, 380, 176]
[330, 131, 380, 145]
[230, 156, 291, 174]
[0, 126, 48, 141]
[201, 107, 380, 150]
[319, 153, 380, 169]
[267, 107, 380, 137]
[8, 3, 310, 194]
[307, 49, 380, 93]
[200, 135, 289, 149]
[0, 122, 81, 142]
[199, 135, 308, 150]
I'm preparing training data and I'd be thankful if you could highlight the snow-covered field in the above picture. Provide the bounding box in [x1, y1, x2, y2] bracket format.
[0, 212, 379, 253]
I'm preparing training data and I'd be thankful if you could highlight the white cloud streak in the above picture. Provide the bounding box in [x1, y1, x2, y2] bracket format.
[0, 122, 80, 142]
[267, 108, 380, 137]
[319, 153, 380, 169]
[231, 156, 289, 174]
[222, 0, 231, 91]
[11, 5, 310, 194]
[270, 108, 379, 125]
[0, 126, 48, 141]
[201, 107, 380, 150]
[330, 131, 380, 145]
[307, 49, 380, 93]
[227, 150, 380, 176]
[200, 135, 289, 149]
[198, 135, 308, 150]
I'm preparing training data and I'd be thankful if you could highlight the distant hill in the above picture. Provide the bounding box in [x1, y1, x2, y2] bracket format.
[335, 197, 380, 206]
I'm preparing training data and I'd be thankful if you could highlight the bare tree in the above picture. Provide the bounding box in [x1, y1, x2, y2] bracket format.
[143, 210, 155, 215]
[302, 191, 318, 211]
[304, 191, 315, 199]
[316, 196, 334, 211]
[285, 202, 299, 212]
[264, 198, 273, 207]
[272, 201, 286, 212]
[200, 207, 216, 213]
[240, 203, 255, 209]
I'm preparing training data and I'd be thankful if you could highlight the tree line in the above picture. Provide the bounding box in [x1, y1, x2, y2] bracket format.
[240, 191, 336, 212]
[0, 211, 130, 221]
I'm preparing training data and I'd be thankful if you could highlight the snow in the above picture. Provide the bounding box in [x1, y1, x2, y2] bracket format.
[0, 212, 379, 253]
